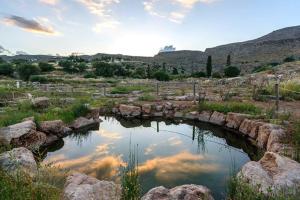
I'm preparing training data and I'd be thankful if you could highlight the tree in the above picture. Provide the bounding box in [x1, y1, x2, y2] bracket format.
[0, 63, 14, 77]
[38, 62, 54, 72]
[226, 55, 231, 66]
[93, 61, 116, 77]
[283, 56, 296, 63]
[172, 67, 178, 75]
[191, 71, 206, 78]
[75, 62, 87, 73]
[153, 71, 170, 81]
[59, 60, 74, 73]
[224, 66, 240, 77]
[206, 56, 212, 77]
[17, 64, 40, 81]
[212, 72, 222, 78]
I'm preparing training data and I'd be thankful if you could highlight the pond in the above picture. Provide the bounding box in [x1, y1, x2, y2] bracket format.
[44, 116, 260, 199]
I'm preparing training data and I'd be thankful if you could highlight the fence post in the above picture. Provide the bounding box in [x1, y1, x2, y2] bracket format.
[275, 79, 280, 113]
[156, 121, 159, 133]
[193, 82, 196, 102]
[156, 82, 159, 96]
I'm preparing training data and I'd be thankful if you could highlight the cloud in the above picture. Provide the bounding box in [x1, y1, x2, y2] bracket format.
[3, 15, 60, 36]
[143, 0, 217, 23]
[39, 0, 59, 5]
[0, 45, 12, 55]
[139, 151, 220, 182]
[77, 0, 121, 32]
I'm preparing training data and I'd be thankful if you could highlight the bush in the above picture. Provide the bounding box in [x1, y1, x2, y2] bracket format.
[93, 61, 117, 77]
[191, 71, 206, 78]
[29, 75, 48, 83]
[198, 101, 261, 115]
[283, 56, 296, 63]
[138, 94, 156, 101]
[252, 65, 273, 73]
[212, 72, 222, 78]
[17, 64, 40, 81]
[0, 63, 14, 77]
[83, 72, 97, 79]
[59, 60, 76, 73]
[224, 66, 240, 77]
[153, 71, 170, 81]
[38, 62, 54, 72]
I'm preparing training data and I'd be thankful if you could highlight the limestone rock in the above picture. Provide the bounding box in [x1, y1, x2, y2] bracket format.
[39, 120, 72, 138]
[142, 104, 152, 115]
[226, 112, 251, 129]
[209, 111, 226, 126]
[0, 120, 36, 145]
[256, 123, 281, 149]
[63, 172, 121, 200]
[32, 97, 50, 108]
[11, 131, 47, 151]
[239, 152, 300, 194]
[119, 104, 141, 117]
[239, 120, 264, 139]
[185, 111, 199, 120]
[267, 128, 286, 152]
[174, 112, 184, 118]
[0, 147, 37, 176]
[70, 117, 100, 130]
[155, 105, 163, 112]
[142, 184, 214, 200]
[165, 102, 173, 110]
[198, 111, 212, 122]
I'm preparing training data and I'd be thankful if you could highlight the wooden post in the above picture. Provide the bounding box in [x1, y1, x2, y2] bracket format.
[192, 125, 195, 141]
[193, 82, 196, 103]
[275, 79, 280, 113]
[156, 82, 159, 96]
[156, 121, 159, 133]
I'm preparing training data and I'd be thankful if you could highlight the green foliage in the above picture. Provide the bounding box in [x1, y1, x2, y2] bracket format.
[212, 72, 222, 78]
[198, 101, 261, 115]
[227, 174, 300, 200]
[38, 62, 54, 72]
[59, 60, 74, 73]
[111, 85, 153, 94]
[172, 67, 178, 75]
[75, 62, 87, 73]
[192, 71, 206, 78]
[138, 93, 156, 101]
[206, 55, 212, 77]
[283, 56, 296, 63]
[121, 145, 140, 200]
[252, 65, 274, 73]
[83, 72, 97, 79]
[224, 66, 240, 77]
[153, 71, 170, 81]
[93, 61, 116, 77]
[132, 67, 146, 79]
[0, 63, 14, 77]
[280, 80, 300, 100]
[29, 75, 48, 83]
[226, 54, 231, 66]
[17, 64, 41, 81]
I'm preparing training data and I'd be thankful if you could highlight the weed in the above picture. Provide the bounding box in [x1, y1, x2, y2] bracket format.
[138, 93, 156, 101]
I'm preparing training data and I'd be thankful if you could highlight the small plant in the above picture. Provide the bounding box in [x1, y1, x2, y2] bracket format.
[224, 66, 240, 77]
[138, 94, 155, 101]
[121, 144, 140, 200]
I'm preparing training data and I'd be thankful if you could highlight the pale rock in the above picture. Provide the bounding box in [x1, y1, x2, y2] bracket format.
[142, 104, 152, 115]
[198, 111, 212, 122]
[226, 112, 251, 129]
[32, 97, 50, 108]
[63, 172, 121, 200]
[256, 123, 281, 149]
[39, 120, 71, 138]
[70, 117, 99, 130]
[185, 111, 199, 120]
[239, 119, 264, 139]
[209, 111, 226, 126]
[119, 104, 141, 117]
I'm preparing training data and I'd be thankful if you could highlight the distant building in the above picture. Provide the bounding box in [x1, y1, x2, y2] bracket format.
[159, 45, 176, 53]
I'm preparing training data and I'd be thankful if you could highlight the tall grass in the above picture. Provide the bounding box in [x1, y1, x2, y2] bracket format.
[121, 144, 140, 200]
[198, 101, 262, 115]
[111, 85, 154, 94]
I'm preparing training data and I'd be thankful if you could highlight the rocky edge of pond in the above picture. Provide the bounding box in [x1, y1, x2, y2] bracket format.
[0, 101, 300, 199]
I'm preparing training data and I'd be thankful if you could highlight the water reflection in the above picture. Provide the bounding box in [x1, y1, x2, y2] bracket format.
[44, 116, 260, 199]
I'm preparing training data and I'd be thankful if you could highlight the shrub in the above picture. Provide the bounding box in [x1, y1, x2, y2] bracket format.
[29, 75, 48, 83]
[206, 55, 212, 77]
[138, 94, 156, 101]
[111, 85, 153, 94]
[212, 72, 222, 78]
[283, 56, 296, 63]
[252, 65, 273, 73]
[198, 101, 261, 115]
[0, 63, 14, 77]
[93, 61, 117, 77]
[59, 60, 75, 73]
[224, 66, 240, 77]
[17, 64, 41, 81]
[191, 71, 206, 78]
[38, 62, 54, 72]
[83, 72, 97, 79]
[153, 71, 170, 81]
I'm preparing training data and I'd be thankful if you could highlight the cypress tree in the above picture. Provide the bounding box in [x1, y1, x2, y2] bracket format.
[206, 55, 212, 77]
[226, 54, 231, 66]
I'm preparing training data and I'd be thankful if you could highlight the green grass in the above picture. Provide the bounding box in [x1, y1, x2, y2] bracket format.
[111, 85, 154, 94]
[262, 80, 300, 101]
[227, 174, 300, 200]
[138, 93, 156, 101]
[198, 101, 262, 115]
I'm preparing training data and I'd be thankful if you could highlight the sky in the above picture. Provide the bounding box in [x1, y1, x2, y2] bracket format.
[0, 0, 299, 56]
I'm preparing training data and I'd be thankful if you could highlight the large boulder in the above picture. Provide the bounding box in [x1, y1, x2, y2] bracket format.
[119, 104, 141, 117]
[198, 111, 212, 122]
[256, 123, 281, 149]
[239, 119, 264, 139]
[32, 97, 50, 108]
[0, 147, 37, 176]
[238, 152, 300, 194]
[142, 104, 152, 115]
[226, 112, 251, 130]
[11, 131, 47, 151]
[63, 172, 121, 200]
[0, 120, 36, 145]
[209, 111, 226, 126]
[142, 185, 214, 200]
[70, 117, 100, 130]
[185, 111, 199, 120]
[39, 120, 71, 138]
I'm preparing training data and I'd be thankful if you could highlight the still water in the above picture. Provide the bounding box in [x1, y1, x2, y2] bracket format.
[44, 116, 258, 199]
